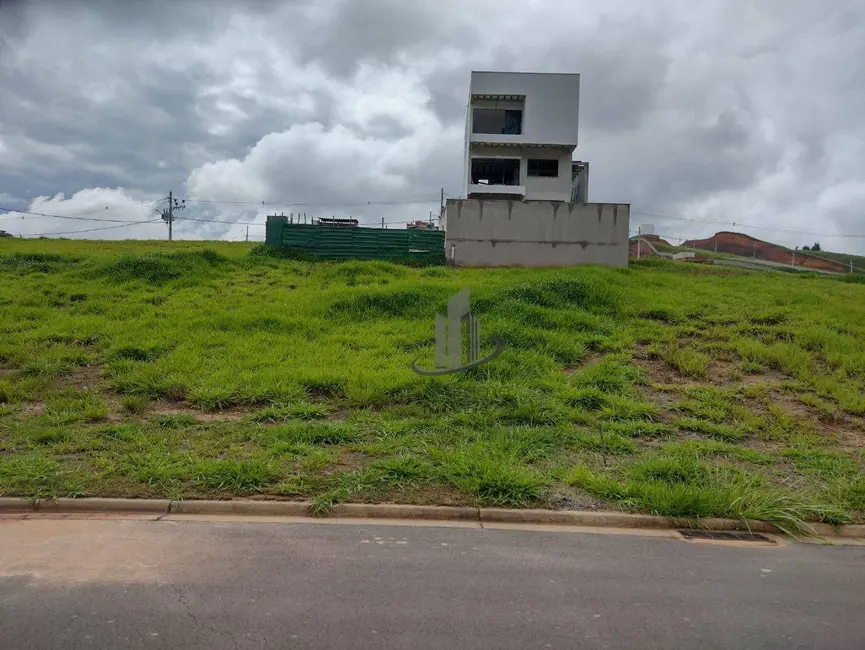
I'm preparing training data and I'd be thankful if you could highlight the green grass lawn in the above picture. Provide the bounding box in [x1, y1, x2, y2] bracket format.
[1, 239, 864, 532]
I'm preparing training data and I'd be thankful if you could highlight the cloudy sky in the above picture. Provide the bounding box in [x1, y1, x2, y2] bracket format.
[1, 0, 864, 253]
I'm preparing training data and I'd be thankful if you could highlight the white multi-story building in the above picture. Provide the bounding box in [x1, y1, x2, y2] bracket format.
[445, 70, 628, 268]
[464, 71, 589, 203]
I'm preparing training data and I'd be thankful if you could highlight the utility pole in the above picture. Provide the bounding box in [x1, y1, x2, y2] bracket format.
[159, 191, 185, 241]
[851, 259, 854, 273]
[714, 235, 718, 253]
[245, 225, 249, 242]
[440, 187, 444, 219]
[753, 242, 756, 259]
[636, 225, 641, 259]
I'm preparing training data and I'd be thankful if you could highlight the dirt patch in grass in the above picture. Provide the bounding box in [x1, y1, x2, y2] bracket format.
[17, 402, 45, 417]
[326, 408, 349, 422]
[762, 387, 865, 452]
[66, 365, 104, 391]
[546, 487, 606, 511]
[563, 353, 603, 376]
[632, 350, 702, 386]
[150, 405, 251, 422]
[636, 383, 679, 414]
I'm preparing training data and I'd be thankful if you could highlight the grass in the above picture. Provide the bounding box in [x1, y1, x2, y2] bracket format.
[566, 462, 821, 535]
[0, 238, 863, 526]
[650, 342, 710, 377]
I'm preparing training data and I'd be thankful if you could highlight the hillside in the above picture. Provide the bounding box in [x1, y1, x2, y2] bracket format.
[1, 239, 864, 529]
[683, 231, 851, 273]
[806, 250, 865, 274]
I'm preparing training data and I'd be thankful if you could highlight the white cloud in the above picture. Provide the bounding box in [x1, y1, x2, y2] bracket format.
[2, 0, 865, 253]
[4, 188, 164, 240]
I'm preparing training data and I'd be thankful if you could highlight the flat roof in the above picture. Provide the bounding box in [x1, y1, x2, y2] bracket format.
[470, 70, 580, 76]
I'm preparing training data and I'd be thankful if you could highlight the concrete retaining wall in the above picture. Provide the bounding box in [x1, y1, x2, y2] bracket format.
[443, 199, 629, 267]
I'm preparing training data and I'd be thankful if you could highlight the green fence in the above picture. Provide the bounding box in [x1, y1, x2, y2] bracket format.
[265, 220, 445, 263]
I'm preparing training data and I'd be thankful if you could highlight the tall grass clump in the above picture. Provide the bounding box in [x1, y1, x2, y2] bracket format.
[98, 250, 228, 285]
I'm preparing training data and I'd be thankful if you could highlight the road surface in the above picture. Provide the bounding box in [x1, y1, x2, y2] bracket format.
[1, 514, 864, 649]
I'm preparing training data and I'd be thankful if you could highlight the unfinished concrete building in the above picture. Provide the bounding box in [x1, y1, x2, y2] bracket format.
[444, 71, 629, 267]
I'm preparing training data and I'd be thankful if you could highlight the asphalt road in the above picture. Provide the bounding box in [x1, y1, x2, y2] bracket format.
[1, 515, 864, 649]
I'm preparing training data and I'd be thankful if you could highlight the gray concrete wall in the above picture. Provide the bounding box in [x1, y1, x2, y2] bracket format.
[444, 199, 630, 267]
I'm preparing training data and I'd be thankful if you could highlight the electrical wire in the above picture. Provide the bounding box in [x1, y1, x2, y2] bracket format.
[64, 201, 162, 216]
[181, 198, 441, 206]
[6, 199, 860, 240]
[21, 219, 163, 238]
[0, 205, 158, 224]
[173, 216, 262, 226]
[630, 210, 865, 240]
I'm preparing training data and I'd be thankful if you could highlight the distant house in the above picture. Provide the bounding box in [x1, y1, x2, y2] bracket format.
[406, 221, 439, 230]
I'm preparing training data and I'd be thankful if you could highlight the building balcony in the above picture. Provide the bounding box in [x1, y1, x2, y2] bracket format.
[467, 183, 526, 198]
[469, 132, 527, 146]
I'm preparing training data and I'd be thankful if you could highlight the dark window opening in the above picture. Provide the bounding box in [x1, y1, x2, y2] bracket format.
[471, 158, 520, 186]
[472, 109, 523, 135]
[527, 159, 559, 177]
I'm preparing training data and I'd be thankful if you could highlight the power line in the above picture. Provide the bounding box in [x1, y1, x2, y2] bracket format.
[630, 209, 865, 240]
[64, 202, 159, 216]
[0, 205, 419, 230]
[174, 216, 263, 226]
[173, 217, 429, 227]
[21, 219, 163, 238]
[181, 198, 441, 207]
[0, 205, 159, 224]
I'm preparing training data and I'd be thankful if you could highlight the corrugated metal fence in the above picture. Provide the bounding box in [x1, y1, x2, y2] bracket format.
[265, 219, 445, 263]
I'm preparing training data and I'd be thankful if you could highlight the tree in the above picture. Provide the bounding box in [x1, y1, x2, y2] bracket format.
[802, 245, 810, 251]
[812, 242, 821, 251]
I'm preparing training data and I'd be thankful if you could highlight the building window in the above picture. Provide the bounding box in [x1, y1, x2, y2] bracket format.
[527, 159, 559, 177]
[471, 158, 520, 186]
[472, 109, 522, 135]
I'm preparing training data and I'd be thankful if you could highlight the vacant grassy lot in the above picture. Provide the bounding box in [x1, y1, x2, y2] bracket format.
[1, 239, 864, 532]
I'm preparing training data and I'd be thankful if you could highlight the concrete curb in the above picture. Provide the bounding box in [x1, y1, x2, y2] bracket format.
[1, 498, 862, 538]
[169, 500, 308, 516]
[36, 498, 171, 513]
[479, 508, 672, 528]
[0, 498, 34, 512]
[330, 504, 478, 520]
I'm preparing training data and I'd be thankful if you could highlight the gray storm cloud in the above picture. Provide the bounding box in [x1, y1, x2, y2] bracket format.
[1, 0, 864, 251]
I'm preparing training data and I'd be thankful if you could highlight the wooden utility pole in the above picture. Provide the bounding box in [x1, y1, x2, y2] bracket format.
[636, 226, 642, 259]
[245, 225, 249, 242]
